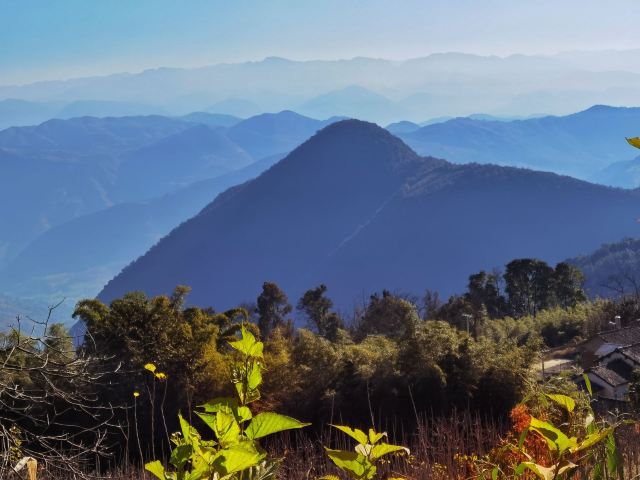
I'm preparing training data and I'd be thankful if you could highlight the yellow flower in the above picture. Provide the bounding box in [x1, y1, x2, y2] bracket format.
[144, 363, 157, 373]
[133, 391, 140, 398]
[155, 372, 167, 380]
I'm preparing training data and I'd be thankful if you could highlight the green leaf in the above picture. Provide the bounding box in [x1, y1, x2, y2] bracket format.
[245, 412, 310, 440]
[229, 327, 264, 358]
[330, 424, 369, 445]
[199, 398, 252, 423]
[627, 137, 640, 149]
[517, 461, 576, 480]
[529, 416, 577, 454]
[145, 460, 166, 480]
[179, 413, 199, 443]
[211, 442, 265, 475]
[169, 444, 193, 470]
[572, 427, 613, 453]
[368, 428, 385, 444]
[201, 410, 241, 447]
[545, 393, 575, 413]
[582, 373, 593, 396]
[606, 432, 624, 479]
[518, 427, 529, 449]
[369, 443, 410, 460]
[325, 448, 376, 479]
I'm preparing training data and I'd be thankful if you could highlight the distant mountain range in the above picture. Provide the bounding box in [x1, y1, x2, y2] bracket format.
[397, 105, 640, 179]
[0, 111, 340, 320]
[99, 120, 640, 312]
[568, 238, 640, 299]
[7, 51, 640, 124]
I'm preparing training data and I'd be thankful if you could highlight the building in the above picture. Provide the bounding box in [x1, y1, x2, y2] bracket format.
[581, 330, 640, 402]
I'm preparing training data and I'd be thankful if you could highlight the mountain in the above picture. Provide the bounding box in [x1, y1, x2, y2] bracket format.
[99, 120, 640, 312]
[179, 112, 242, 128]
[568, 238, 640, 299]
[591, 156, 640, 188]
[298, 86, 402, 125]
[0, 99, 60, 130]
[206, 99, 262, 118]
[227, 110, 333, 160]
[386, 121, 421, 135]
[0, 148, 113, 264]
[8, 52, 640, 123]
[398, 106, 640, 180]
[0, 110, 334, 267]
[0, 293, 71, 332]
[0, 153, 284, 314]
[55, 100, 166, 119]
[0, 115, 191, 156]
[113, 124, 254, 202]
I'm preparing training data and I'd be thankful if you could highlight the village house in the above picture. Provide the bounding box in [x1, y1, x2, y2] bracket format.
[580, 324, 640, 402]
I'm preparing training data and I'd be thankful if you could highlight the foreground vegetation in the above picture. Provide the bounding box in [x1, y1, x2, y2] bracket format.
[3, 258, 640, 478]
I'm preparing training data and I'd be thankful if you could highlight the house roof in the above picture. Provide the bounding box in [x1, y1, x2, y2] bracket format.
[598, 324, 640, 346]
[589, 359, 634, 387]
[620, 343, 640, 364]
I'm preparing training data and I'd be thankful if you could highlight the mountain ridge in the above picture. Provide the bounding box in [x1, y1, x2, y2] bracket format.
[99, 120, 640, 311]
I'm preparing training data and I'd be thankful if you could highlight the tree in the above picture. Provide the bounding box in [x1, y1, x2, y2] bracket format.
[504, 259, 556, 317]
[422, 289, 442, 320]
[465, 270, 508, 319]
[256, 282, 292, 338]
[355, 290, 420, 340]
[553, 262, 586, 308]
[297, 284, 343, 340]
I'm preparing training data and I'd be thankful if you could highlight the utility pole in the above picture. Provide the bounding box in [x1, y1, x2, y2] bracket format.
[462, 313, 473, 336]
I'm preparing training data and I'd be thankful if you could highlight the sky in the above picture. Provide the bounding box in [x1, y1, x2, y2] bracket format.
[2, 0, 640, 85]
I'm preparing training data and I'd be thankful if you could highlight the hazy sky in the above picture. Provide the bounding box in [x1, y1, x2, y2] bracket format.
[3, 0, 640, 85]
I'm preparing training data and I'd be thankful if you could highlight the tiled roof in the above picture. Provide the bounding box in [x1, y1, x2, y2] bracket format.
[590, 359, 634, 387]
[598, 324, 640, 346]
[620, 343, 640, 364]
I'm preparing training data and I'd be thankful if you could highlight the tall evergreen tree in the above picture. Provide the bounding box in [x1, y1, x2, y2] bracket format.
[504, 259, 555, 317]
[257, 282, 292, 337]
[297, 284, 343, 340]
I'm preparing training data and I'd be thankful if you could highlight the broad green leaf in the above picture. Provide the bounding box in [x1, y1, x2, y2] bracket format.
[247, 362, 263, 390]
[529, 416, 577, 454]
[211, 442, 265, 475]
[318, 476, 340, 480]
[545, 393, 575, 413]
[229, 327, 264, 358]
[369, 443, 410, 460]
[145, 460, 166, 480]
[196, 410, 240, 447]
[199, 398, 252, 423]
[330, 424, 369, 445]
[324, 448, 375, 479]
[368, 428, 385, 444]
[627, 137, 640, 149]
[606, 432, 624, 479]
[169, 444, 193, 470]
[199, 397, 238, 413]
[245, 412, 310, 440]
[517, 461, 576, 480]
[179, 413, 198, 443]
[214, 411, 241, 446]
[491, 467, 499, 480]
[572, 427, 613, 453]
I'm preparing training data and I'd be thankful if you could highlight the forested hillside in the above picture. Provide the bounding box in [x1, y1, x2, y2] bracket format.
[100, 120, 640, 310]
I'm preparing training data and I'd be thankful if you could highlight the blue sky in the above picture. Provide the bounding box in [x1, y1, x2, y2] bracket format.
[2, 0, 640, 85]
